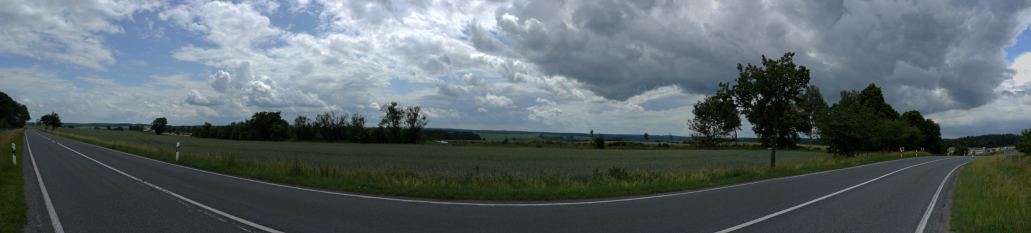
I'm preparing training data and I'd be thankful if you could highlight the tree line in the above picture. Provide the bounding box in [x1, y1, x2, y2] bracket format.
[189, 102, 428, 144]
[947, 134, 1020, 148]
[688, 52, 948, 168]
[0, 91, 31, 129]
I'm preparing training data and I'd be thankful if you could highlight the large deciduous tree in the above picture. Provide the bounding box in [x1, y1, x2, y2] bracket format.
[797, 85, 827, 149]
[687, 90, 740, 147]
[730, 52, 810, 168]
[151, 117, 168, 135]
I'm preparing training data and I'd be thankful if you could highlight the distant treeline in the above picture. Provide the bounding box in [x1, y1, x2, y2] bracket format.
[424, 130, 482, 141]
[946, 134, 1019, 148]
[190, 102, 429, 144]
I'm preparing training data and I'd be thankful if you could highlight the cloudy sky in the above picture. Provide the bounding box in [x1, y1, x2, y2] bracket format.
[2, 0, 1031, 138]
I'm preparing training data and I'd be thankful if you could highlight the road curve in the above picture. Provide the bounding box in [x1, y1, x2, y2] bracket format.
[22, 128, 970, 232]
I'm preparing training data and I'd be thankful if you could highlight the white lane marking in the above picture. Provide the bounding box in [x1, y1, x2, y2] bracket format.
[915, 161, 968, 233]
[34, 129, 949, 207]
[34, 130, 282, 233]
[25, 131, 65, 233]
[715, 158, 951, 233]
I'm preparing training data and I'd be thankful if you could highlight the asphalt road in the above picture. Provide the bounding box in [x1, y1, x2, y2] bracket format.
[22, 128, 972, 232]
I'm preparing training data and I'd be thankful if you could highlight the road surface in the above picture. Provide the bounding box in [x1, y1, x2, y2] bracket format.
[21, 128, 970, 232]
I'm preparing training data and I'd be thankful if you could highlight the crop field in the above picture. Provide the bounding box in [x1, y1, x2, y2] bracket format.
[476, 132, 593, 142]
[49, 127, 828, 176]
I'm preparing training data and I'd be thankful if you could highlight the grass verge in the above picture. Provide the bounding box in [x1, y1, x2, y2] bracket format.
[951, 154, 1030, 232]
[41, 128, 933, 201]
[0, 128, 26, 233]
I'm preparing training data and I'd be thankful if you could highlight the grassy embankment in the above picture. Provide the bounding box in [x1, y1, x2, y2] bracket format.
[0, 128, 25, 232]
[951, 152, 1029, 232]
[40, 127, 934, 201]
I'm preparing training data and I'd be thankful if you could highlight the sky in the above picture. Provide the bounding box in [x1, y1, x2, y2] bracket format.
[1, 0, 1031, 139]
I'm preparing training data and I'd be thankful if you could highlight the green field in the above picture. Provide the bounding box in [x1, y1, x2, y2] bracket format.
[47, 127, 828, 176]
[476, 133, 593, 142]
[41, 127, 928, 200]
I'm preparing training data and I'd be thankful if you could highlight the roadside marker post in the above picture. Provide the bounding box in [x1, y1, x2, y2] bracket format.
[11, 143, 15, 165]
[900, 147, 904, 157]
[176, 142, 180, 161]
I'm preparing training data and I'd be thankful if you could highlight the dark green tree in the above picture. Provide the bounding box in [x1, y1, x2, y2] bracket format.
[379, 102, 404, 143]
[643, 133, 649, 141]
[403, 105, 429, 143]
[687, 93, 739, 147]
[797, 84, 827, 149]
[955, 138, 969, 156]
[151, 117, 168, 135]
[730, 52, 811, 168]
[859, 83, 900, 120]
[1017, 128, 1031, 159]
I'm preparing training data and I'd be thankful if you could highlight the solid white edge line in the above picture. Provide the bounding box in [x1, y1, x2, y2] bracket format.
[35, 128, 947, 207]
[33, 130, 283, 233]
[25, 131, 65, 233]
[915, 160, 968, 233]
[715, 158, 950, 233]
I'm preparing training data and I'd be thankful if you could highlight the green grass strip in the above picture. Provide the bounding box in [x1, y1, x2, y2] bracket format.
[952, 155, 1030, 232]
[42, 128, 938, 201]
[0, 128, 26, 233]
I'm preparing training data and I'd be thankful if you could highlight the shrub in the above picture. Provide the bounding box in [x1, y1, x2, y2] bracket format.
[593, 134, 606, 149]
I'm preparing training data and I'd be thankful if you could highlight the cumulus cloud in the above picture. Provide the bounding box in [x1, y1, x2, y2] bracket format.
[0, 0, 161, 71]
[493, 0, 1031, 114]
[185, 89, 222, 106]
[475, 93, 515, 108]
[422, 107, 461, 119]
[526, 105, 563, 124]
[436, 82, 463, 98]
[462, 73, 489, 87]
[536, 98, 556, 105]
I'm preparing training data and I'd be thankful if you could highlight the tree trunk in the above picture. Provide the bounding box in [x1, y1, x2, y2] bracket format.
[771, 120, 778, 169]
[808, 130, 813, 150]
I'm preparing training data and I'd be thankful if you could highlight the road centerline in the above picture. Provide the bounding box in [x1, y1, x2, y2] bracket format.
[715, 157, 952, 233]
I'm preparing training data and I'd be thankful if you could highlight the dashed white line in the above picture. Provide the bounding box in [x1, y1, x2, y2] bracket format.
[715, 158, 951, 233]
[25, 132, 65, 233]
[915, 161, 967, 233]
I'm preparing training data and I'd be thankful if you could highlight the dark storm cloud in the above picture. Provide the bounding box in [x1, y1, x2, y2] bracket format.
[493, 0, 1031, 114]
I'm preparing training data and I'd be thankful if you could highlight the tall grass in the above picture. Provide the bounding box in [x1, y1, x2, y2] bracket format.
[952, 155, 1030, 232]
[0, 128, 26, 232]
[45, 129, 925, 200]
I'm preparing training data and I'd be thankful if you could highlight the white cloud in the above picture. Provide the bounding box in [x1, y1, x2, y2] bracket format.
[526, 105, 563, 124]
[422, 107, 461, 119]
[477, 108, 488, 112]
[185, 89, 222, 106]
[474, 93, 514, 108]
[535, 98, 556, 105]
[0, 0, 162, 71]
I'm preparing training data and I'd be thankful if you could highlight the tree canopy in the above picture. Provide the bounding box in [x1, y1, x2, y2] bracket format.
[151, 117, 169, 135]
[729, 52, 811, 168]
[0, 91, 31, 128]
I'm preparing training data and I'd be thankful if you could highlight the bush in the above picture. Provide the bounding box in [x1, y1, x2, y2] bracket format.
[593, 134, 606, 149]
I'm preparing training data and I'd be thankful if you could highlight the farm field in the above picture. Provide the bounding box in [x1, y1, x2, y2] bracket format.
[45, 127, 829, 177]
[39, 127, 932, 200]
[476, 132, 593, 142]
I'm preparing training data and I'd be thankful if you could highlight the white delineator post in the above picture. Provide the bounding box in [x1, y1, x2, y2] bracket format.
[11, 143, 15, 165]
[900, 147, 904, 157]
[176, 142, 180, 161]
